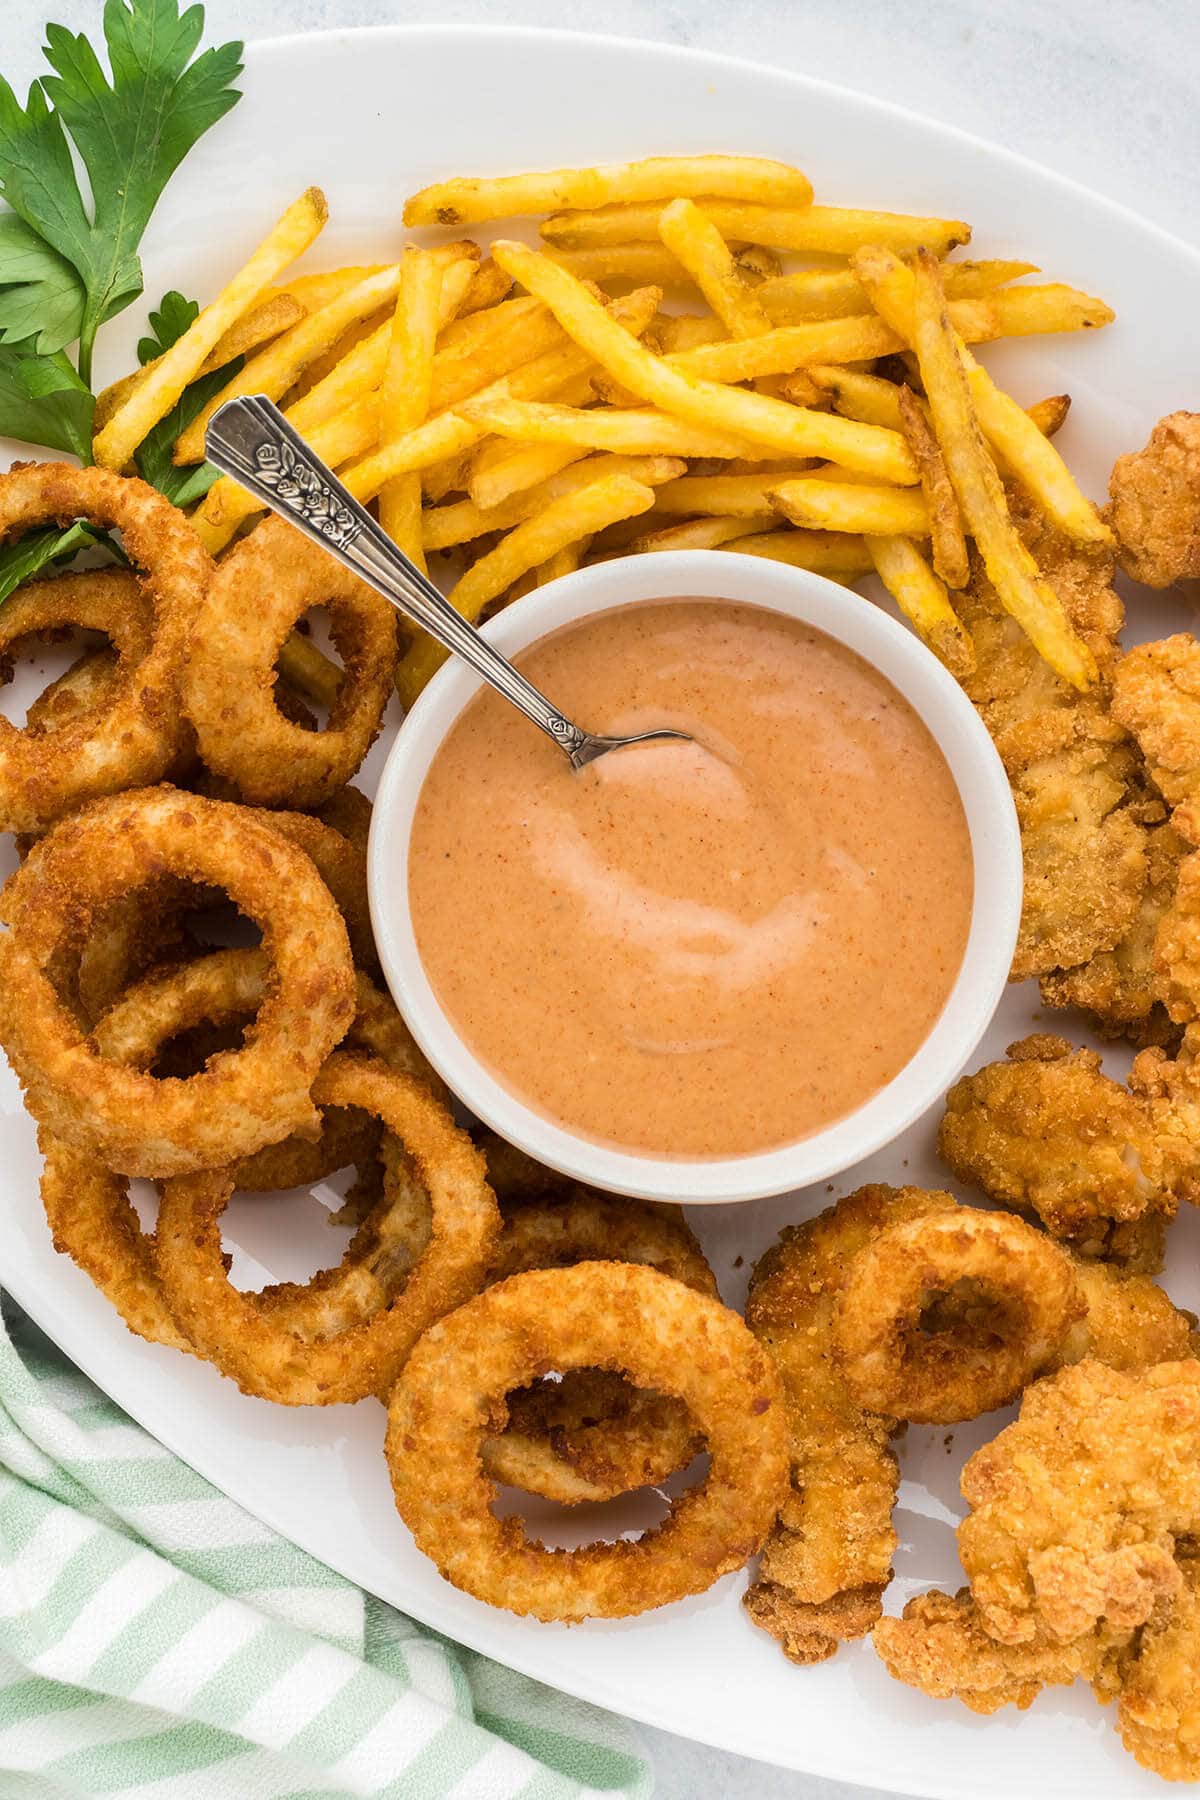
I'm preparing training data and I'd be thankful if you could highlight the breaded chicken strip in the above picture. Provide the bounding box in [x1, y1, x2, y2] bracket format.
[1108, 412, 1200, 589]
[1113, 635, 1200, 844]
[1040, 819, 1184, 1049]
[958, 492, 1146, 979]
[938, 1034, 1177, 1269]
[960, 1360, 1200, 1647]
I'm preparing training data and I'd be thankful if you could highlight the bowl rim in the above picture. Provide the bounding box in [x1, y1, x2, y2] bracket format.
[367, 549, 1021, 1204]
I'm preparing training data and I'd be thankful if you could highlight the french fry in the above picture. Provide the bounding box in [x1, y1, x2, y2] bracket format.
[734, 245, 782, 282]
[652, 469, 818, 517]
[808, 366, 906, 430]
[379, 248, 444, 569]
[460, 396, 759, 459]
[548, 244, 690, 287]
[264, 266, 387, 312]
[657, 198, 771, 339]
[632, 515, 779, 552]
[424, 453, 685, 549]
[436, 257, 481, 328]
[340, 287, 661, 506]
[540, 202, 970, 256]
[769, 371, 824, 408]
[396, 474, 658, 702]
[200, 294, 308, 370]
[897, 385, 969, 588]
[867, 534, 975, 676]
[435, 295, 543, 356]
[722, 529, 873, 574]
[457, 260, 515, 315]
[173, 263, 403, 464]
[467, 441, 588, 510]
[853, 245, 1113, 553]
[770, 478, 930, 537]
[489, 240, 918, 482]
[276, 632, 344, 710]
[404, 155, 814, 225]
[422, 448, 477, 503]
[1026, 393, 1071, 438]
[93, 187, 328, 469]
[662, 284, 1114, 386]
[646, 314, 727, 355]
[904, 248, 1095, 687]
[536, 542, 589, 584]
[755, 258, 1037, 325]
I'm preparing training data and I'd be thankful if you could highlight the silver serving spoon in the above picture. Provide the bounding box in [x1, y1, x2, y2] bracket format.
[205, 395, 691, 770]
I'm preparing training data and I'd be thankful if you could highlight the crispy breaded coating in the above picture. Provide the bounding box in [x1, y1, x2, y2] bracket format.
[938, 1034, 1177, 1266]
[959, 1360, 1200, 1647]
[873, 1587, 1118, 1714]
[1112, 636, 1200, 844]
[1040, 819, 1185, 1049]
[1112, 1559, 1200, 1781]
[957, 492, 1146, 980]
[743, 1185, 951, 1663]
[1108, 412, 1200, 589]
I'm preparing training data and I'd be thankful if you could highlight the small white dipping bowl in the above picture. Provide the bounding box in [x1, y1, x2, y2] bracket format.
[368, 550, 1021, 1206]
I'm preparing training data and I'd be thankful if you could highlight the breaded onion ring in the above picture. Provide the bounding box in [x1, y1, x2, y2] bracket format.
[0, 465, 210, 832]
[481, 1190, 717, 1503]
[832, 1210, 1084, 1423]
[181, 516, 397, 807]
[0, 787, 356, 1174]
[5, 570, 148, 735]
[153, 1052, 499, 1403]
[40, 960, 431, 1350]
[386, 1262, 789, 1620]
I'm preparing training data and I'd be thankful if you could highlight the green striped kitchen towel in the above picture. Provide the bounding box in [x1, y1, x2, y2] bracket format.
[0, 1296, 652, 1799]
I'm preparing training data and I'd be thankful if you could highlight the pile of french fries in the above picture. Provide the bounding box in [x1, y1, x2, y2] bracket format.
[91, 154, 1117, 704]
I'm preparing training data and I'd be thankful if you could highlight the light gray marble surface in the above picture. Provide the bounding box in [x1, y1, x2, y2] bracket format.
[4, 2, 1196, 1795]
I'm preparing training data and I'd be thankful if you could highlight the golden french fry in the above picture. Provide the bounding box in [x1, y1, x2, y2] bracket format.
[541, 201, 970, 255]
[460, 396, 759, 459]
[657, 198, 771, 339]
[867, 534, 975, 676]
[733, 244, 782, 282]
[379, 248, 444, 569]
[645, 314, 727, 355]
[264, 266, 387, 312]
[807, 366, 906, 430]
[93, 187, 328, 469]
[404, 155, 814, 225]
[200, 294, 307, 371]
[770, 478, 930, 537]
[173, 263, 403, 464]
[457, 260, 515, 315]
[276, 632, 344, 709]
[653, 469, 817, 517]
[489, 240, 918, 482]
[632, 515, 778, 552]
[897, 385, 969, 588]
[755, 258, 1036, 326]
[904, 248, 1095, 687]
[536, 542, 589, 585]
[397, 474, 657, 702]
[770, 371, 824, 408]
[436, 257, 480, 329]
[854, 245, 1113, 554]
[548, 244, 690, 287]
[425, 453, 684, 549]
[722, 528, 873, 574]
[467, 441, 584, 510]
[1026, 393, 1071, 438]
[662, 285, 1113, 386]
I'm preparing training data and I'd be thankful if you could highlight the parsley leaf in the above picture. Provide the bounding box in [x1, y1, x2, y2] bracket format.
[0, 338, 93, 457]
[0, 214, 84, 352]
[0, 0, 242, 383]
[0, 519, 110, 606]
[133, 287, 239, 505]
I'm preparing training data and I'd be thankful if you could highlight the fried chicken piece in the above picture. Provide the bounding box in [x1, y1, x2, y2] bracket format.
[959, 1360, 1200, 1647]
[743, 1184, 952, 1663]
[873, 1587, 1119, 1714]
[1062, 1261, 1200, 1370]
[1040, 819, 1186, 1049]
[1112, 1558, 1200, 1781]
[938, 1034, 1177, 1267]
[957, 492, 1146, 979]
[1108, 412, 1200, 589]
[1112, 636, 1200, 844]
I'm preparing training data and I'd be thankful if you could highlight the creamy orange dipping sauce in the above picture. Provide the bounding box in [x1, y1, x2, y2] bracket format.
[408, 599, 973, 1158]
